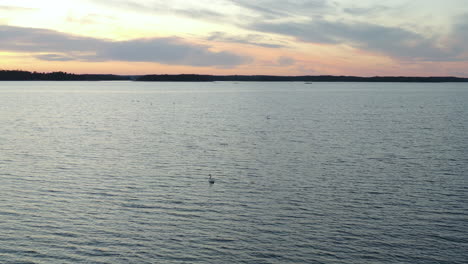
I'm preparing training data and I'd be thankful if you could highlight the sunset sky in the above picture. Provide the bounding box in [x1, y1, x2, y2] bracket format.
[1, 0, 467, 76]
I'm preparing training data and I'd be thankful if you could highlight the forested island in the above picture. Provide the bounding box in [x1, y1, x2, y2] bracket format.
[0, 70, 130, 81]
[1, 70, 467, 82]
[136, 74, 468, 82]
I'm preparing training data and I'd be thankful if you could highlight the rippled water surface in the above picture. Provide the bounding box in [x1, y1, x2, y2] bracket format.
[1, 81, 467, 263]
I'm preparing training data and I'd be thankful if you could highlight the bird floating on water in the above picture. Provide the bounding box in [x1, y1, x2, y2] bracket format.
[208, 174, 215, 184]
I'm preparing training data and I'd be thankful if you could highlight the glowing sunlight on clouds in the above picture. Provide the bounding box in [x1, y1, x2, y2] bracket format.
[1, 0, 467, 76]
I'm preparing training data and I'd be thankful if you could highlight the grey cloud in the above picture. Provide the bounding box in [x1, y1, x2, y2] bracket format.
[172, 8, 225, 20]
[99, 37, 249, 66]
[232, 1, 466, 61]
[277, 56, 295, 66]
[342, 5, 388, 15]
[250, 19, 465, 61]
[207, 32, 286, 48]
[450, 14, 468, 54]
[0, 25, 250, 67]
[251, 21, 336, 43]
[0, 26, 104, 53]
[228, 1, 286, 19]
[229, 0, 330, 19]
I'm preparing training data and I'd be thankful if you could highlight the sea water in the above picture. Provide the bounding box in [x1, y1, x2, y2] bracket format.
[0, 81, 467, 263]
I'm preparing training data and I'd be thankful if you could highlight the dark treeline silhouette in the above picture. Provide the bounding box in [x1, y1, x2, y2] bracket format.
[136, 74, 468, 82]
[0, 70, 130, 81]
[2, 70, 467, 82]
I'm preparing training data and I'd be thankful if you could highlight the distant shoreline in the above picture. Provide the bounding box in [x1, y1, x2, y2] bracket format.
[1, 70, 467, 82]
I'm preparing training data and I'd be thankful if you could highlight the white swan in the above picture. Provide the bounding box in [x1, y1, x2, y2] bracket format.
[208, 174, 215, 184]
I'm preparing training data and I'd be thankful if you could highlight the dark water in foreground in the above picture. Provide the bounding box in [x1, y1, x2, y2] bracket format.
[0, 81, 467, 263]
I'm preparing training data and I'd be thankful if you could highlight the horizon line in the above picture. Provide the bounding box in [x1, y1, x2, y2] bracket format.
[1, 69, 467, 79]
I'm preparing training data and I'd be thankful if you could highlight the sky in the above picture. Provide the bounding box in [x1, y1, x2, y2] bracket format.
[1, 0, 467, 76]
